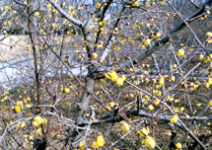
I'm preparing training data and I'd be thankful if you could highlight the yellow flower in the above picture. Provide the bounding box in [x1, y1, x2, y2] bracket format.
[199, 54, 204, 61]
[92, 141, 99, 148]
[120, 39, 126, 45]
[144, 39, 151, 46]
[171, 76, 175, 81]
[25, 104, 33, 108]
[17, 101, 23, 106]
[142, 136, 156, 149]
[96, 2, 101, 8]
[89, 25, 94, 30]
[133, 0, 139, 6]
[205, 82, 210, 88]
[79, 141, 86, 150]
[20, 122, 26, 128]
[35, 12, 40, 16]
[64, 88, 70, 93]
[160, 1, 164, 5]
[156, 32, 161, 38]
[33, 116, 45, 127]
[121, 121, 130, 132]
[47, 4, 52, 10]
[207, 32, 212, 37]
[176, 143, 182, 149]
[5, 5, 12, 10]
[32, 121, 39, 127]
[35, 128, 42, 134]
[121, 75, 126, 81]
[78, 6, 83, 10]
[41, 118, 48, 126]
[208, 78, 212, 85]
[159, 78, 164, 85]
[138, 127, 150, 138]
[170, 114, 179, 123]
[209, 100, 212, 106]
[165, 131, 172, 136]
[15, 105, 21, 112]
[130, 93, 134, 98]
[98, 21, 103, 26]
[29, 135, 34, 140]
[153, 99, 160, 105]
[93, 52, 98, 59]
[196, 103, 201, 107]
[96, 135, 105, 147]
[110, 71, 118, 81]
[109, 102, 115, 108]
[185, 114, 190, 119]
[116, 78, 124, 86]
[173, 64, 177, 68]
[178, 48, 185, 56]
[148, 104, 154, 111]
[100, 27, 105, 33]
[103, 104, 112, 112]
[34, 116, 42, 123]
[102, 20, 107, 25]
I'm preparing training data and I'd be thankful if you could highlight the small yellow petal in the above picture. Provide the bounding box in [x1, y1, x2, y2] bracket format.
[170, 114, 179, 123]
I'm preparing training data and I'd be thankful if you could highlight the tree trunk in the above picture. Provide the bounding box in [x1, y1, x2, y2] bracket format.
[70, 75, 95, 149]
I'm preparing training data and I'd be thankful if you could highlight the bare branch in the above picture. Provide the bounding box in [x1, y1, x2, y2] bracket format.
[47, 0, 83, 27]
[116, 0, 212, 72]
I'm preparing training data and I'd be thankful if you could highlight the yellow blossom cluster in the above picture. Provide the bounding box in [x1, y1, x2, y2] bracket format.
[52, 8, 59, 14]
[156, 32, 162, 38]
[96, 2, 102, 9]
[142, 136, 156, 149]
[207, 31, 212, 37]
[68, 5, 77, 17]
[173, 107, 185, 113]
[144, 38, 151, 46]
[78, 141, 86, 150]
[92, 135, 106, 148]
[178, 48, 185, 56]
[46, 4, 52, 10]
[158, 77, 165, 85]
[170, 114, 179, 123]
[199, 53, 212, 63]
[105, 71, 126, 86]
[143, 94, 150, 104]
[32, 116, 48, 127]
[98, 20, 107, 27]
[209, 100, 212, 106]
[18, 121, 26, 128]
[138, 127, 150, 138]
[75, 50, 83, 60]
[133, 25, 140, 30]
[120, 121, 131, 132]
[92, 52, 98, 59]
[176, 143, 182, 149]
[103, 102, 115, 112]
[12, 101, 24, 113]
[153, 99, 160, 105]
[5, 5, 12, 10]
[97, 41, 104, 49]
[89, 25, 95, 30]
[78, 6, 83, 10]
[133, 1, 139, 6]
[153, 90, 162, 97]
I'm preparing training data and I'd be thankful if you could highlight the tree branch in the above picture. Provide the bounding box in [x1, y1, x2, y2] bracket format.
[116, 0, 212, 72]
[47, 0, 83, 27]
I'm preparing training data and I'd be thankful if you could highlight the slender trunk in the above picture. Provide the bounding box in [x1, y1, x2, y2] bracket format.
[27, 0, 46, 149]
[70, 76, 95, 149]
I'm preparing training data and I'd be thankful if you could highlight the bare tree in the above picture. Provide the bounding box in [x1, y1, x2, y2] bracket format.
[1, 0, 212, 149]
